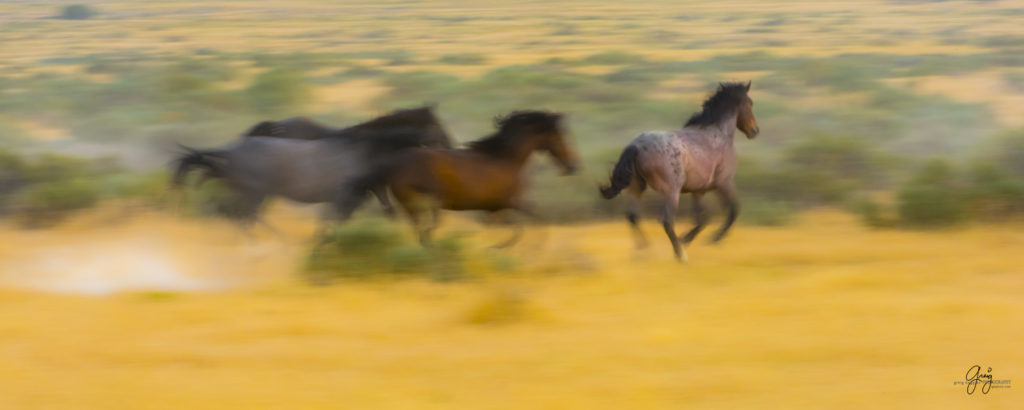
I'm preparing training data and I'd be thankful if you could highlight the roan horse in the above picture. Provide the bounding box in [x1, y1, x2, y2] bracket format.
[599, 82, 759, 262]
[343, 110, 578, 247]
[171, 106, 453, 229]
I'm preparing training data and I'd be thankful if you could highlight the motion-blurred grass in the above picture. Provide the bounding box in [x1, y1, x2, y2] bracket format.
[1, 1, 1023, 408]
[1, 209, 1022, 409]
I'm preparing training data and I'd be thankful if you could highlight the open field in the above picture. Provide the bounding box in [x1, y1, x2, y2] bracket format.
[1, 208, 1023, 408]
[1, 1, 1023, 408]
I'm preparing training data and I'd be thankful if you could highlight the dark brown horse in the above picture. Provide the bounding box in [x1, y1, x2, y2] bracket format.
[343, 111, 578, 246]
[600, 82, 759, 262]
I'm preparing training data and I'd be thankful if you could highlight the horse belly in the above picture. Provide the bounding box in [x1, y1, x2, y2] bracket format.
[439, 165, 519, 211]
[678, 148, 719, 192]
[279, 158, 352, 203]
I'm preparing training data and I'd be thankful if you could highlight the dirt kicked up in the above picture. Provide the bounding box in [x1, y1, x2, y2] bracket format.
[0, 206, 1021, 409]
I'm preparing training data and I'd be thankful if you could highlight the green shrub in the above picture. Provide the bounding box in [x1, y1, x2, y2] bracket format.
[578, 51, 646, 65]
[304, 219, 466, 283]
[0, 149, 30, 212]
[14, 179, 100, 227]
[438, 53, 488, 65]
[0, 151, 127, 218]
[59, 4, 97, 20]
[965, 162, 1024, 219]
[896, 160, 966, 228]
[853, 197, 898, 228]
[740, 199, 796, 226]
[98, 171, 169, 204]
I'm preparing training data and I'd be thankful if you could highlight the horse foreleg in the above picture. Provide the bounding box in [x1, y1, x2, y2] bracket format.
[681, 193, 708, 244]
[490, 209, 524, 249]
[314, 205, 339, 244]
[371, 185, 396, 218]
[408, 210, 434, 247]
[405, 196, 439, 247]
[711, 184, 739, 243]
[661, 190, 687, 262]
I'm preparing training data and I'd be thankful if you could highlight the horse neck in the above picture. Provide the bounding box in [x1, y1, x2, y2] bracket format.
[481, 132, 543, 169]
[700, 111, 739, 150]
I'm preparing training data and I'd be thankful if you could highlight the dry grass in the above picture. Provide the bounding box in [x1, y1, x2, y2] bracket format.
[0, 207, 1021, 409]
[1, 1, 1022, 407]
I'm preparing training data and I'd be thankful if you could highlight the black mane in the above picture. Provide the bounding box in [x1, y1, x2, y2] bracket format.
[684, 82, 749, 128]
[339, 106, 438, 134]
[327, 105, 453, 149]
[466, 110, 561, 157]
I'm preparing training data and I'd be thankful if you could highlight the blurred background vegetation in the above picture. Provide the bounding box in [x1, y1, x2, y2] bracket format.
[1, 0, 1023, 230]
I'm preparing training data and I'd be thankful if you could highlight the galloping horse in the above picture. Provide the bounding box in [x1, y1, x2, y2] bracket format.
[343, 110, 578, 246]
[600, 82, 760, 262]
[171, 107, 452, 230]
[234, 106, 454, 214]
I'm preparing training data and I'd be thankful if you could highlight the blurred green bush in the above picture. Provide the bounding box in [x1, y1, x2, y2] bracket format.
[304, 218, 465, 283]
[896, 159, 966, 228]
[59, 4, 97, 20]
[438, 53, 488, 65]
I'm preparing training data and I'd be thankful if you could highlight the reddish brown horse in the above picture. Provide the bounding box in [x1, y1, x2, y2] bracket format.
[600, 82, 759, 262]
[344, 110, 578, 246]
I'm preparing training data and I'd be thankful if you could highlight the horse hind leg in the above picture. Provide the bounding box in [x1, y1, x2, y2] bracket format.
[626, 182, 648, 249]
[371, 185, 397, 218]
[233, 191, 274, 239]
[490, 208, 525, 249]
[681, 193, 708, 244]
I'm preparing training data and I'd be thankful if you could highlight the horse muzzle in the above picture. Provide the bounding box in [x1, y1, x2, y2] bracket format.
[746, 126, 760, 139]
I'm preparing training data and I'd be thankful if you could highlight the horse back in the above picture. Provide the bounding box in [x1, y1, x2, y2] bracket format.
[243, 117, 332, 140]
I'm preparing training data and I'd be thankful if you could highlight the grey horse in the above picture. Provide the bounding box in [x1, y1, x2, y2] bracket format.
[600, 82, 760, 262]
[171, 106, 453, 230]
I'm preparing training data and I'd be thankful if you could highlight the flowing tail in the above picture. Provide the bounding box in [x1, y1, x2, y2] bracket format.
[599, 145, 639, 199]
[171, 144, 227, 188]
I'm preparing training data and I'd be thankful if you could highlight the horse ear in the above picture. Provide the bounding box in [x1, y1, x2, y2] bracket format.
[745, 81, 751, 91]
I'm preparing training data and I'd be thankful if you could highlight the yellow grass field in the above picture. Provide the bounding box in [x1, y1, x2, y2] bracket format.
[2, 0, 1023, 408]
[1, 207, 1021, 409]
